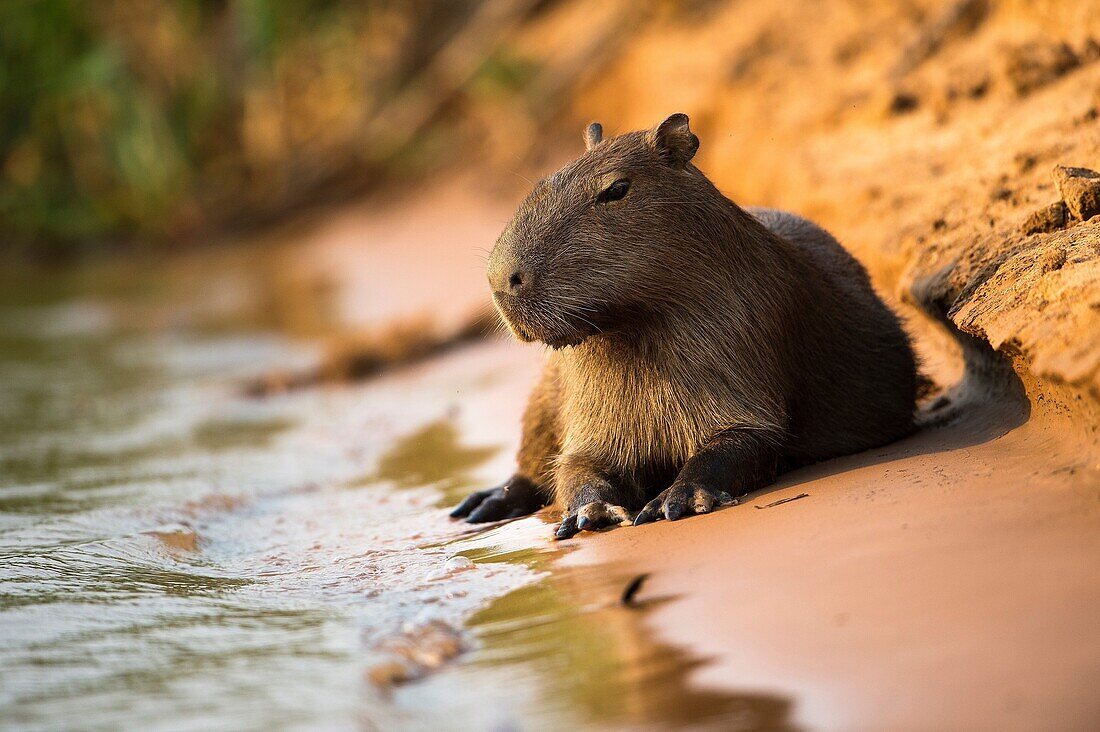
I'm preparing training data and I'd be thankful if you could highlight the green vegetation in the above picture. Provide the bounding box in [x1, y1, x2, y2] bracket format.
[0, 0, 538, 257]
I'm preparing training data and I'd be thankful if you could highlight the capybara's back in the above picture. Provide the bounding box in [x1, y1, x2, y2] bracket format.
[748, 207, 917, 469]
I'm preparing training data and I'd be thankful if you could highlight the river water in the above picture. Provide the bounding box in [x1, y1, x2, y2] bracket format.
[0, 242, 785, 730]
[0, 254, 516, 728]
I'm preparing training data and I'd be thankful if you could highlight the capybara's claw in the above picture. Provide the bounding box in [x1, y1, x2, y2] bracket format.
[466, 491, 513, 523]
[449, 488, 494, 519]
[556, 500, 631, 539]
[632, 501, 660, 526]
[555, 514, 579, 540]
[451, 477, 549, 524]
[633, 483, 735, 526]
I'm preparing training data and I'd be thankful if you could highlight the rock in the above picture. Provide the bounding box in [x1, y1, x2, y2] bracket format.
[365, 660, 418, 688]
[907, 221, 1100, 398]
[366, 620, 465, 689]
[1053, 165, 1100, 221]
[1021, 201, 1067, 234]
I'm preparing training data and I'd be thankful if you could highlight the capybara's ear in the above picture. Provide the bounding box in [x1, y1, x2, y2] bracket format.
[651, 113, 699, 166]
[583, 122, 603, 151]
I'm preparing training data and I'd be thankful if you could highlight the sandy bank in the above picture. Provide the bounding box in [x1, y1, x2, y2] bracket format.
[523, 12, 1100, 724]
[559, 338, 1100, 730]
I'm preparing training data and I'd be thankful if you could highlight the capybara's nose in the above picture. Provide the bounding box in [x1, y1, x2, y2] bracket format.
[507, 270, 529, 294]
[491, 263, 531, 297]
[487, 239, 532, 296]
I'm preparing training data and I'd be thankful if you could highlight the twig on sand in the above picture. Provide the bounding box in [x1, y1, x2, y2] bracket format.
[755, 493, 809, 510]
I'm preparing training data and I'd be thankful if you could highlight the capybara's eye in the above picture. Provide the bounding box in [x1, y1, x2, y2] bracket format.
[597, 178, 630, 204]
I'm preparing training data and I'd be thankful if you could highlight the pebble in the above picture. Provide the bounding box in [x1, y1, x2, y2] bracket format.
[1053, 165, 1100, 221]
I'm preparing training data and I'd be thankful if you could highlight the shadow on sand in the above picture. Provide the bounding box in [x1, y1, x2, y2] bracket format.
[751, 329, 1030, 507]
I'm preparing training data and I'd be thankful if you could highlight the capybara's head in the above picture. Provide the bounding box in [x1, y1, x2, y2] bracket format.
[488, 113, 707, 348]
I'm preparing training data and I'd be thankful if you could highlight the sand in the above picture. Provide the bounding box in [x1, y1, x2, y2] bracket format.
[558, 336, 1100, 730]
[519, 15, 1100, 724]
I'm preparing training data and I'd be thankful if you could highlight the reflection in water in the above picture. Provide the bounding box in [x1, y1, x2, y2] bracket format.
[364, 419, 500, 505]
[469, 576, 795, 731]
[377, 535, 796, 731]
[0, 258, 794, 730]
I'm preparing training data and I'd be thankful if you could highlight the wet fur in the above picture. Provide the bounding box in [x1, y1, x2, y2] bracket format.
[459, 117, 917, 522]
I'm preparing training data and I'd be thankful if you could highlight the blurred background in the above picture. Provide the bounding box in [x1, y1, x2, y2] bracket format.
[3, 0, 1097, 260]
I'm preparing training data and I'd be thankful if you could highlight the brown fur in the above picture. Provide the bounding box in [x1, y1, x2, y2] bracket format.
[451, 114, 917, 535]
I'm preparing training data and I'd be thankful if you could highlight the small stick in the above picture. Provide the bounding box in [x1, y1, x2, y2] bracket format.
[755, 493, 809, 510]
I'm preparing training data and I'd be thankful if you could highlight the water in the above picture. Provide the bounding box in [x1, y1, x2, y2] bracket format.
[0, 252, 790, 731]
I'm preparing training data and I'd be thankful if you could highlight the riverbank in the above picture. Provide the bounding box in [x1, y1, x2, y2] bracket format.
[532, 11, 1100, 725]
[557, 332, 1100, 730]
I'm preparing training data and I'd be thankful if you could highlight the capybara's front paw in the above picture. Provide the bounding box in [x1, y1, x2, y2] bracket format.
[449, 476, 548, 523]
[555, 500, 632, 540]
[633, 482, 736, 526]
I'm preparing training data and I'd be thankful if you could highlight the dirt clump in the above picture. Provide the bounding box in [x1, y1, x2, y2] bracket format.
[908, 218, 1100, 399]
[1021, 201, 1068, 235]
[1022, 165, 1100, 235]
[1053, 165, 1100, 222]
